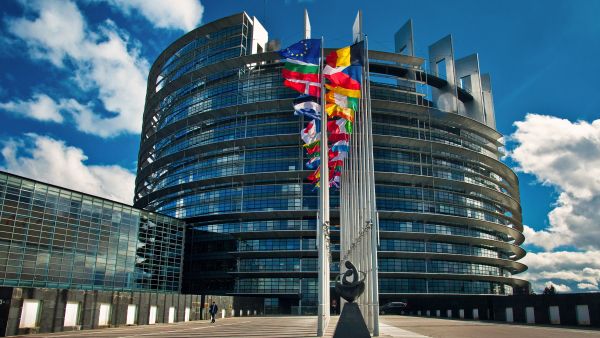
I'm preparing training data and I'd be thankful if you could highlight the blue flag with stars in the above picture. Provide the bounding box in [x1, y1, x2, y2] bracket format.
[278, 39, 321, 64]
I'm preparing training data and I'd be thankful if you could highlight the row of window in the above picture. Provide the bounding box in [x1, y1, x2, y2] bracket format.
[191, 219, 316, 234]
[234, 277, 510, 295]
[379, 278, 507, 294]
[238, 238, 317, 252]
[153, 74, 295, 131]
[235, 257, 503, 276]
[379, 220, 503, 241]
[158, 24, 246, 84]
[379, 239, 505, 258]
[379, 259, 503, 276]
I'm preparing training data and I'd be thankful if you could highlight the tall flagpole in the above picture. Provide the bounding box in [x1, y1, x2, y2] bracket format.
[317, 34, 330, 337]
[365, 34, 380, 337]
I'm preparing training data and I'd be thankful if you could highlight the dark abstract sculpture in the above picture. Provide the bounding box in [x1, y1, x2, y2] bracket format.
[335, 261, 366, 303]
[332, 261, 370, 338]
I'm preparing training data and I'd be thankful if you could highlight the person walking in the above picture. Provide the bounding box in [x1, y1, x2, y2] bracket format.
[209, 301, 218, 323]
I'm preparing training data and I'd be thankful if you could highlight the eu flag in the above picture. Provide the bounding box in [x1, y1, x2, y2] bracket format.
[278, 39, 321, 64]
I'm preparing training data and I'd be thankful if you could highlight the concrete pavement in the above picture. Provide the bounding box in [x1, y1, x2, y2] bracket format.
[11, 315, 600, 338]
[380, 315, 600, 338]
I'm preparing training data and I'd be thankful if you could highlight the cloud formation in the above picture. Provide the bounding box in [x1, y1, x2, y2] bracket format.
[1, 134, 135, 204]
[5, 0, 149, 137]
[101, 0, 204, 31]
[0, 93, 64, 123]
[519, 250, 600, 292]
[511, 113, 600, 251]
[510, 113, 600, 292]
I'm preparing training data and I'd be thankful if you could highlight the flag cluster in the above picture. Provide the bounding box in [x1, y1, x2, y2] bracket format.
[278, 39, 364, 189]
[278, 39, 325, 187]
[322, 41, 364, 188]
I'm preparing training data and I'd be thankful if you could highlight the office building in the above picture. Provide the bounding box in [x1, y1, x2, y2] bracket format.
[131, 12, 527, 314]
[0, 171, 200, 335]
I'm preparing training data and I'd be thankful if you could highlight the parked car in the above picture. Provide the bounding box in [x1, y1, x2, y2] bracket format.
[379, 301, 408, 315]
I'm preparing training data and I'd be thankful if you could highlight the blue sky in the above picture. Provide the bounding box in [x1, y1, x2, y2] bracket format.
[1, 0, 600, 293]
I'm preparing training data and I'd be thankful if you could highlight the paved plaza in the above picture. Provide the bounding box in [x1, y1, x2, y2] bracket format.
[12, 316, 600, 338]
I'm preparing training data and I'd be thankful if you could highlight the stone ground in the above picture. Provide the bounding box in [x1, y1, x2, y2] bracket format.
[12, 315, 600, 338]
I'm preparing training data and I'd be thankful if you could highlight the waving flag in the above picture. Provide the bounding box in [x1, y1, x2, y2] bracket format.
[325, 83, 360, 99]
[279, 39, 322, 96]
[323, 64, 362, 92]
[328, 119, 353, 134]
[283, 62, 319, 82]
[301, 120, 320, 144]
[325, 41, 364, 67]
[330, 151, 348, 162]
[331, 140, 349, 153]
[294, 95, 321, 120]
[286, 79, 322, 97]
[329, 133, 350, 143]
[308, 167, 321, 183]
[279, 39, 321, 64]
[323, 41, 364, 98]
[305, 142, 321, 156]
[306, 157, 320, 169]
[326, 91, 359, 111]
[326, 103, 355, 122]
[329, 160, 344, 170]
[330, 174, 341, 188]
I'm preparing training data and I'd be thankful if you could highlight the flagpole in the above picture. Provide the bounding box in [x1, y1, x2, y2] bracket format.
[317, 35, 330, 337]
[364, 34, 380, 337]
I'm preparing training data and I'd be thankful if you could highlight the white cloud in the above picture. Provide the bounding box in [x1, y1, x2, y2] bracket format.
[0, 93, 64, 123]
[518, 250, 600, 293]
[510, 113, 600, 250]
[5, 0, 149, 137]
[509, 113, 600, 293]
[101, 0, 204, 31]
[1, 134, 134, 204]
[577, 283, 599, 290]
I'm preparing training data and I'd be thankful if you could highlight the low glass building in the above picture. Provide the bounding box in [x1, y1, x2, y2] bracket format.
[134, 12, 527, 314]
[0, 171, 185, 292]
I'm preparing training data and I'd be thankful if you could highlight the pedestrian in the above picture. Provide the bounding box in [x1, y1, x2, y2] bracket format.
[209, 301, 218, 323]
[331, 299, 337, 315]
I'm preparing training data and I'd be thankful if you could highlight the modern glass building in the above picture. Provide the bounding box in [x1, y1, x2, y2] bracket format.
[134, 12, 527, 314]
[0, 171, 185, 292]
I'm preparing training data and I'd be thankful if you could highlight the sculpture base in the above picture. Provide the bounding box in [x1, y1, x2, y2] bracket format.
[333, 303, 370, 338]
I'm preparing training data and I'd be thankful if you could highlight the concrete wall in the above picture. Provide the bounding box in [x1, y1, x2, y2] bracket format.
[201, 295, 235, 319]
[0, 287, 202, 337]
[385, 293, 600, 327]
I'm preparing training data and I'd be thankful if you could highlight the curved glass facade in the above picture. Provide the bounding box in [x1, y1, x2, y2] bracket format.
[134, 12, 527, 313]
